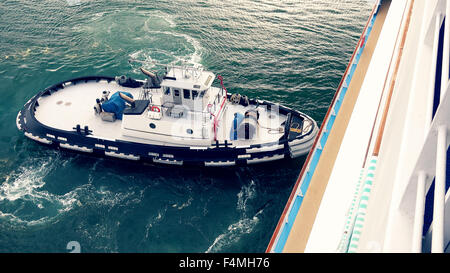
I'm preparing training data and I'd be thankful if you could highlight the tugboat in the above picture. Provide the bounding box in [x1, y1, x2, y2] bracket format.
[16, 63, 318, 166]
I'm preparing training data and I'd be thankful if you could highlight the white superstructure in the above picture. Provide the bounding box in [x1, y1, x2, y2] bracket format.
[268, 0, 450, 253]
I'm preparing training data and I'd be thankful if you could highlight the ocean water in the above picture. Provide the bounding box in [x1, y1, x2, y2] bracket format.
[0, 0, 371, 252]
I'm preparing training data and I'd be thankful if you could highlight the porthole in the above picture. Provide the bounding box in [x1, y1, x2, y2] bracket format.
[149, 123, 156, 129]
[186, 129, 193, 134]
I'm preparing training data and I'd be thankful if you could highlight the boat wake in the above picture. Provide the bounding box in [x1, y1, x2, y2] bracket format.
[0, 150, 144, 229]
[205, 180, 261, 253]
[0, 154, 81, 226]
[129, 12, 203, 72]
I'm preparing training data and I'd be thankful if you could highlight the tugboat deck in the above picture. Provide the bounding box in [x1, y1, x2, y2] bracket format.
[34, 79, 291, 147]
[34, 80, 137, 142]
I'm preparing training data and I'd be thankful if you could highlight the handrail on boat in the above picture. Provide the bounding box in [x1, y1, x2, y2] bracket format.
[210, 75, 228, 141]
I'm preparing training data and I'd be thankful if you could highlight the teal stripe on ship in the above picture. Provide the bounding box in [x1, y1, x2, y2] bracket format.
[346, 156, 378, 253]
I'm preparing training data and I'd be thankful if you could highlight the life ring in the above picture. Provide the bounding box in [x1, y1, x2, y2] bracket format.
[151, 105, 161, 112]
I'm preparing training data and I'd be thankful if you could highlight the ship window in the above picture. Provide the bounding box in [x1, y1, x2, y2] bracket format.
[149, 123, 156, 129]
[164, 87, 170, 95]
[183, 89, 191, 99]
[199, 90, 205, 98]
[192, 90, 198, 99]
[174, 89, 180, 96]
[186, 129, 193, 134]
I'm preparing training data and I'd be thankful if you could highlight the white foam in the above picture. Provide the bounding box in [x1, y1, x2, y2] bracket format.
[205, 181, 260, 253]
[0, 158, 53, 202]
[144, 206, 168, 239]
[46, 64, 65, 72]
[65, 0, 83, 6]
[0, 155, 80, 225]
[205, 212, 262, 253]
[94, 185, 141, 207]
[129, 13, 203, 72]
[172, 196, 193, 210]
[236, 180, 256, 212]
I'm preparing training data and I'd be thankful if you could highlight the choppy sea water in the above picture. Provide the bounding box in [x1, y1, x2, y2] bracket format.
[0, 0, 371, 252]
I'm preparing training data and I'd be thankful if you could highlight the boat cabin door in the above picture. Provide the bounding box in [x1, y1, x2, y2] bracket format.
[173, 88, 182, 104]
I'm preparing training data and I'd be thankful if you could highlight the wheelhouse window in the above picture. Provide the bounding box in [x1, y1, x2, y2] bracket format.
[183, 89, 191, 99]
[164, 86, 171, 95]
[192, 90, 199, 99]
